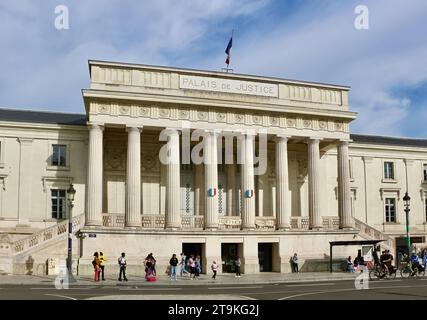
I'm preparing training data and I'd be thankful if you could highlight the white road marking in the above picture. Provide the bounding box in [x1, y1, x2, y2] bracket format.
[31, 287, 92, 290]
[119, 288, 182, 291]
[278, 283, 427, 300]
[45, 293, 77, 300]
[287, 283, 336, 287]
[208, 286, 264, 290]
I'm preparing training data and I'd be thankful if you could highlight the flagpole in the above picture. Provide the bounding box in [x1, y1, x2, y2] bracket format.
[224, 29, 234, 73]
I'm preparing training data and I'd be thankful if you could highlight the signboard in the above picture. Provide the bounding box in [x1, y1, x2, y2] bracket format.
[179, 75, 278, 97]
[88, 233, 97, 238]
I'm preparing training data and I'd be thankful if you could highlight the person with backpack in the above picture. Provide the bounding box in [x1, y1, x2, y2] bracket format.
[118, 252, 128, 281]
[92, 252, 101, 282]
[99, 252, 107, 281]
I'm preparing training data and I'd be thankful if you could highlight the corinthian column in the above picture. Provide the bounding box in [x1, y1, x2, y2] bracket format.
[86, 123, 104, 226]
[276, 135, 291, 230]
[165, 129, 181, 229]
[204, 131, 219, 229]
[241, 133, 256, 230]
[125, 126, 142, 228]
[338, 140, 353, 229]
[308, 138, 322, 230]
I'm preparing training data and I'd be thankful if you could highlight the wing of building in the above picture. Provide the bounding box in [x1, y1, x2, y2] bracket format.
[0, 60, 426, 275]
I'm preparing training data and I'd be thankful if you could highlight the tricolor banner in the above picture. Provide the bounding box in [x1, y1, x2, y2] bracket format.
[245, 190, 254, 198]
[208, 188, 217, 197]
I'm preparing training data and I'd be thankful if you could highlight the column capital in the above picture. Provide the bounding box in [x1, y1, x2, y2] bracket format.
[87, 122, 104, 131]
[126, 125, 143, 133]
[306, 137, 322, 144]
[275, 134, 290, 142]
[337, 139, 351, 146]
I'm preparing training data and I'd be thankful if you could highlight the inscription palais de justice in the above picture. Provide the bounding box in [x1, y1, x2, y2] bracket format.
[180, 76, 278, 97]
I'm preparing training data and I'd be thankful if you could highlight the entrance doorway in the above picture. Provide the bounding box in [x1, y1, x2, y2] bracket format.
[221, 243, 242, 273]
[182, 243, 204, 273]
[258, 243, 273, 272]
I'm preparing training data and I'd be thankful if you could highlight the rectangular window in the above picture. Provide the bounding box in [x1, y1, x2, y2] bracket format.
[51, 189, 66, 219]
[425, 198, 427, 222]
[423, 164, 427, 181]
[52, 145, 67, 166]
[384, 162, 394, 180]
[385, 198, 396, 223]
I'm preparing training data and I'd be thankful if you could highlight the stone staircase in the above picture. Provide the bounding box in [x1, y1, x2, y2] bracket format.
[354, 218, 395, 251]
[0, 214, 85, 275]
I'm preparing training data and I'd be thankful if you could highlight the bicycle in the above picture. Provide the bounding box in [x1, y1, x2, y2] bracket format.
[369, 263, 395, 281]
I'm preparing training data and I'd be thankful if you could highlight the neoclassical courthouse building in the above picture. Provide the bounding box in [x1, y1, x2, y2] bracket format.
[0, 60, 427, 275]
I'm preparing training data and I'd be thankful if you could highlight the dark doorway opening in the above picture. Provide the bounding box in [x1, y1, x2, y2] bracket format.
[221, 243, 239, 273]
[182, 243, 204, 273]
[258, 243, 273, 272]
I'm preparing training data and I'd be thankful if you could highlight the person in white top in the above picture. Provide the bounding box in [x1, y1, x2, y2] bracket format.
[211, 261, 218, 280]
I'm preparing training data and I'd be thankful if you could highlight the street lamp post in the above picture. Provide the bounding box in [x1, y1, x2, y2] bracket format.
[67, 184, 77, 283]
[403, 192, 411, 256]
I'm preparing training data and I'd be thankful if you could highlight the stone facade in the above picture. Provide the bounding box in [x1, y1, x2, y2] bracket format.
[0, 61, 426, 275]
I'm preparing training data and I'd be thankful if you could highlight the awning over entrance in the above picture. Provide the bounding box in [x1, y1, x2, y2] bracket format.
[329, 240, 384, 273]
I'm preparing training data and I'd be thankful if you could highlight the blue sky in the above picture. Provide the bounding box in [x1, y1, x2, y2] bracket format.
[0, 0, 426, 137]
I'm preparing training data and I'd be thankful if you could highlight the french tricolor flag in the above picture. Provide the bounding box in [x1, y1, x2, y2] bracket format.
[208, 188, 217, 197]
[245, 190, 254, 198]
[225, 36, 232, 65]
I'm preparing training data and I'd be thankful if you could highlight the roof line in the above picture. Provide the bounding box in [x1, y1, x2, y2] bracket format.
[88, 59, 351, 90]
[0, 106, 85, 116]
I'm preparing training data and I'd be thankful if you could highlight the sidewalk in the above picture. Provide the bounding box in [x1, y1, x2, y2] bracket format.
[0, 272, 358, 286]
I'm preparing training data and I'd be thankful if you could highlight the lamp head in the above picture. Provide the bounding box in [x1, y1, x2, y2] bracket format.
[67, 184, 76, 202]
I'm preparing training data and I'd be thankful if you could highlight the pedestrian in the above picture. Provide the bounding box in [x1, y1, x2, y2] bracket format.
[118, 252, 128, 281]
[195, 255, 201, 279]
[146, 253, 157, 276]
[99, 251, 107, 281]
[188, 255, 195, 279]
[235, 256, 241, 277]
[346, 256, 355, 273]
[144, 253, 156, 281]
[169, 254, 179, 281]
[211, 261, 218, 280]
[179, 252, 187, 277]
[92, 252, 101, 282]
[292, 253, 299, 273]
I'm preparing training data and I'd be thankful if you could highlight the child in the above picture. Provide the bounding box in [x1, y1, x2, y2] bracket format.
[211, 261, 218, 280]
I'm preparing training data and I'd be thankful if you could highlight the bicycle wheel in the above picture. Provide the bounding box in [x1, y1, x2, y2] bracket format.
[369, 269, 379, 281]
[400, 266, 411, 278]
[385, 269, 396, 280]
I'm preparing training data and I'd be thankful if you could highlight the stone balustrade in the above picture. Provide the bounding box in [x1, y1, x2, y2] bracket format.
[13, 214, 84, 255]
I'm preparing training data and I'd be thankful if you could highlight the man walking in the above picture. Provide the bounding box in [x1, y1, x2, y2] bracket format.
[99, 251, 107, 281]
[118, 252, 128, 281]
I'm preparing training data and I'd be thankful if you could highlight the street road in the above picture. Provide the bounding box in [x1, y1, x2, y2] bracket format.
[1, 278, 427, 300]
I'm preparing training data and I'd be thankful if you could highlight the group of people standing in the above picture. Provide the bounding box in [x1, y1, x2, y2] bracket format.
[92, 252, 245, 282]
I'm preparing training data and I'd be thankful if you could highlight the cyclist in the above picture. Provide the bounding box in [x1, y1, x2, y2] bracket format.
[382, 250, 395, 275]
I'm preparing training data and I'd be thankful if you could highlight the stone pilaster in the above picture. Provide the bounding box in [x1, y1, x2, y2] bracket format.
[125, 126, 142, 228]
[205, 131, 219, 229]
[165, 129, 181, 229]
[241, 133, 256, 230]
[276, 135, 291, 230]
[226, 163, 236, 216]
[194, 164, 205, 216]
[308, 138, 322, 230]
[338, 141, 353, 229]
[86, 123, 104, 226]
[17, 138, 33, 226]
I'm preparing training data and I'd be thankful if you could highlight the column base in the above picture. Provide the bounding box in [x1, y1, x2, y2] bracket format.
[125, 225, 142, 230]
[84, 221, 103, 227]
[276, 225, 291, 231]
